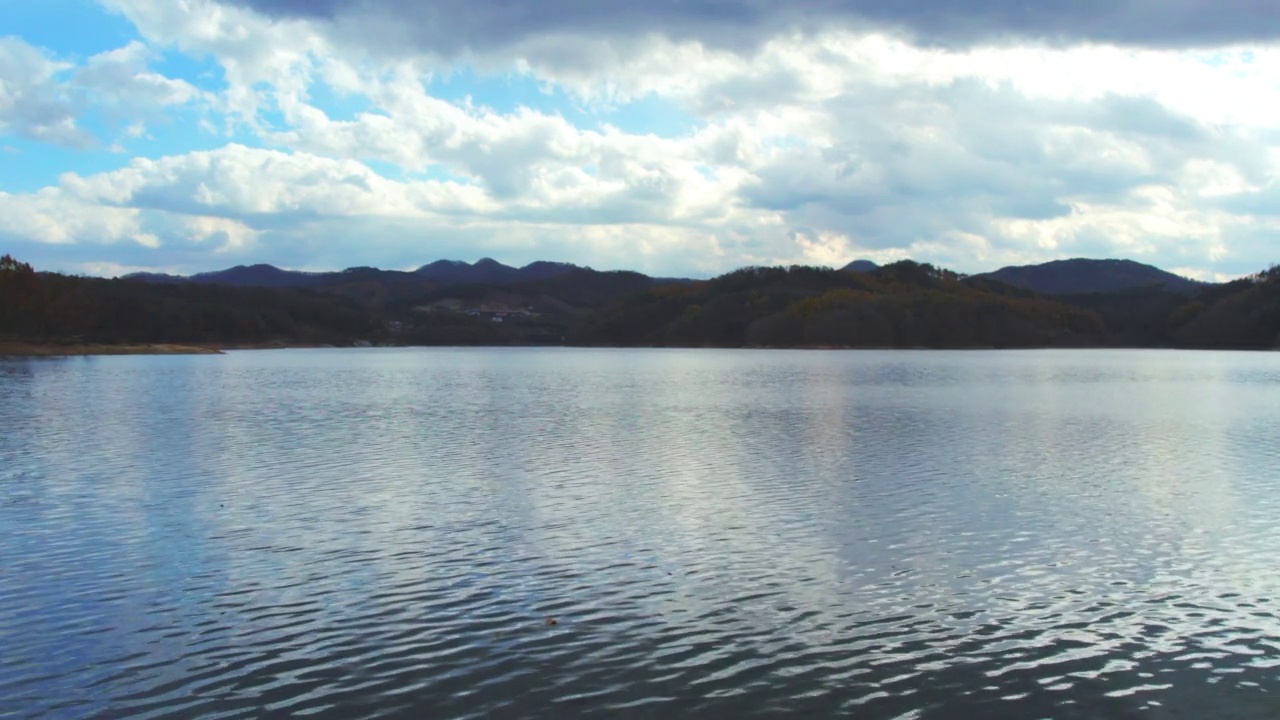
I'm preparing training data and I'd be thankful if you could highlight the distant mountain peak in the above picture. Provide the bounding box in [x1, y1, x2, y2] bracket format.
[410, 257, 578, 284]
[122, 258, 599, 289]
[978, 258, 1201, 295]
[416, 259, 468, 271]
[121, 271, 187, 284]
[522, 260, 577, 269]
[842, 259, 879, 272]
[182, 264, 321, 288]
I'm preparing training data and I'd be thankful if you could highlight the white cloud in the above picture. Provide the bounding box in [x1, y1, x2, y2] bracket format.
[0, 34, 207, 149]
[74, 41, 206, 111]
[0, 189, 147, 246]
[0, 36, 92, 147]
[0, 186, 266, 258]
[11, 1, 1280, 278]
[102, 0, 330, 124]
[58, 144, 493, 218]
[0, 142, 748, 274]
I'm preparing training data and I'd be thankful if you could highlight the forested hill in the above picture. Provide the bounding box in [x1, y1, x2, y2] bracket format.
[0, 255, 667, 348]
[575, 260, 1280, 349]
[1166, 266, 1280, 348]
[5, 254, 1280, 350]
[977, 258, 1201, 295]
[575, 261, 1105, 348]
[0, 255, 375, 346]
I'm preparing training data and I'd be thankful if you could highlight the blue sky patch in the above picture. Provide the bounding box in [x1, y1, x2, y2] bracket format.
[428, 65, 701, 139]
[2, 138, 127, 192]
[305, 77, 377, 122]
[2, 0, 136, 59]
[152, 48, 225, 94]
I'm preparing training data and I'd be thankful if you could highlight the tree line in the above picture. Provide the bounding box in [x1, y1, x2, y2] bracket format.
[1, 255, 374, 345]
[4, 254, 1280, 349]
[575, 262, 1104, 348]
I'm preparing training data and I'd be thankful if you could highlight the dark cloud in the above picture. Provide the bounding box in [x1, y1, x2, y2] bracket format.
[225, 0, 1280, 52]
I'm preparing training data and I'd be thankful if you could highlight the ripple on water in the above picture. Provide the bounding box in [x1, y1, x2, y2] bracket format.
[2, 348, 1280, 719]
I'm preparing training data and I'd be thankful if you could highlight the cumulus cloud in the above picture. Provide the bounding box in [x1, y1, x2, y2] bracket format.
[0, 190, 143, 246]
[9, 0, 1280, 279]
[58, 144, 497, 221]
[0, 37, 92, 147]
[2, 143, 748, 274]
[0, 35, 206, 149]
[0, 185, 273, 277]
[263, 84, 744, 226]
[74, 41, 206, 114]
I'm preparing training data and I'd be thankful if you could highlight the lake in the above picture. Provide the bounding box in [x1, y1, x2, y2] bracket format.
[3, 348, 1280, 719]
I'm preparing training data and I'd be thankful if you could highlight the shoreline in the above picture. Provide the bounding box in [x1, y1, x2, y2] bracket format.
[0, 341, 224, 357]
[2, 340, 1272, 357]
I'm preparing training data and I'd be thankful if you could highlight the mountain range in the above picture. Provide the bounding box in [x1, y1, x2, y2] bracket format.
[974, 258, 1202, 295]
[8, 252, 1278, 350]
[125, 258, 584, 289]
[125, 256, 1205, 297]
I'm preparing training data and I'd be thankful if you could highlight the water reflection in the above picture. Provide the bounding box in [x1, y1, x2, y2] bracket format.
[2, 348, 1280, 719]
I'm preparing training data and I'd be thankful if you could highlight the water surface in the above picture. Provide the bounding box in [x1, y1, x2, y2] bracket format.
[3, 348, 1280, 719]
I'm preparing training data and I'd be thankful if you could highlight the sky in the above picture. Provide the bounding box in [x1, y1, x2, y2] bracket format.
[3, 1, 1280, 280]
